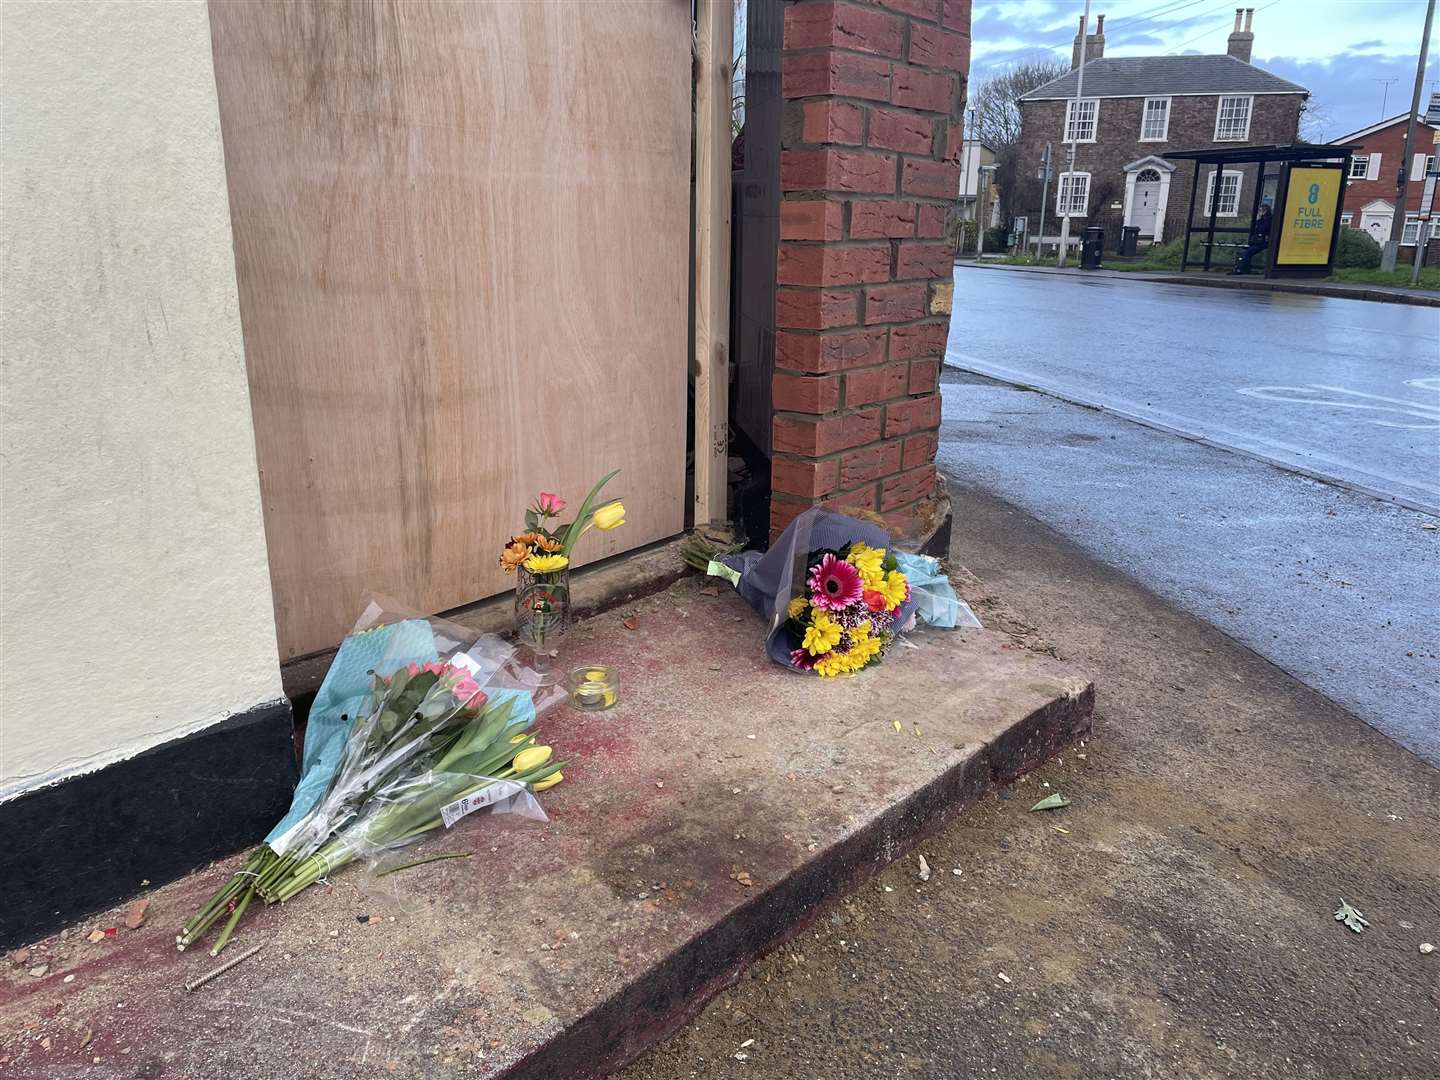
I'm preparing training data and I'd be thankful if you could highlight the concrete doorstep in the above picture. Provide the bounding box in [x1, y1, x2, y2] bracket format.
[0, 577, 1091, 1080]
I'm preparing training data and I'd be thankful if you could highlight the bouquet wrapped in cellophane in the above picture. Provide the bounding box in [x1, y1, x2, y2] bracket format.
[692, 508, 979, 677]
[178, 597, 567, 956]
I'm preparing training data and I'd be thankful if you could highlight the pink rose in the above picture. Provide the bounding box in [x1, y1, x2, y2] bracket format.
[406, 662, 422, 678]
[537, 492, 566, 515]
[424, 661, 445, 675]
[453, 678, 482, 706]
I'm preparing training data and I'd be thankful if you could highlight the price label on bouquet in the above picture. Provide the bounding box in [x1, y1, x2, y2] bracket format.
[440, 780, 522, 828]
[448, 652, 482, 676]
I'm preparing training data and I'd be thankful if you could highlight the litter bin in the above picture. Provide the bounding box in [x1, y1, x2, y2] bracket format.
[1080, 226, 1104, 269]
[1120, 225, 1140, 256]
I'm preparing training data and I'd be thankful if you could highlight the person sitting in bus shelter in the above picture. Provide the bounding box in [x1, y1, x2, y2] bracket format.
[1232, 202, 1273, 276]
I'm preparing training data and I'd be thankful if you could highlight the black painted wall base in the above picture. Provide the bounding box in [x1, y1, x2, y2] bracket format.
[0, 701, 297, 950]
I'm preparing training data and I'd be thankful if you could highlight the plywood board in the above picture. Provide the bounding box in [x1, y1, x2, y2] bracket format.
[209, 0, 692, 658]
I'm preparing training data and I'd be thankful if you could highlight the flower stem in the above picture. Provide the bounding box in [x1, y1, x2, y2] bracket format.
[375, 852, 472, 878]
[209, 880, 255, 956]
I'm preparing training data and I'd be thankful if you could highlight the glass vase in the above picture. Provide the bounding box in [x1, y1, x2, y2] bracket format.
[514, 566, 571, 672]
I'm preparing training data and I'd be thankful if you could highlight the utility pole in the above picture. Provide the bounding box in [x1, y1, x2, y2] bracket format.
[1036, 142, 1053, 259]
[1381, 0, 1435, 273]
[1056, 0, 1092, 269]
[1374, 77, 1398, 119]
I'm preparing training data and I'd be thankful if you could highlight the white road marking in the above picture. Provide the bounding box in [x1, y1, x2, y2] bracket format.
[1235, 385, 1440, 429]
[943, 350, 1440, 514]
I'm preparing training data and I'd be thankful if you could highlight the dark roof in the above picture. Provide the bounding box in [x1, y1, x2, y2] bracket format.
[1164, 143, 1352, 165]
[1020, 54, 1308, 101]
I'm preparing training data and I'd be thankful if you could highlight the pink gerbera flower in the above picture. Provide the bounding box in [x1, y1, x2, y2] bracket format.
[808, 553, 864, 611]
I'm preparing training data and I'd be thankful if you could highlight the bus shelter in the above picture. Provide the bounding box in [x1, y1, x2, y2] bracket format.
[1166, 144, 1355, 278]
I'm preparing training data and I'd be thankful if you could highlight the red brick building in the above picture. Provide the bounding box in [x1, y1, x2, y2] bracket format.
[1329, 113, 1440, 258]
[1015, 9, 1306, 249]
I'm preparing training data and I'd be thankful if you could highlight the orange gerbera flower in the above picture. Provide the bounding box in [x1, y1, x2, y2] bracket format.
[513, 531, 563, 554]
[500, 540, 531, 573]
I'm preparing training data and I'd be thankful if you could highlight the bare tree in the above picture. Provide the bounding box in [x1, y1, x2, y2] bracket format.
[967, 60, 1068, 228]
[968, 60, 1068, 148]
[1298, 98, 1332, 143]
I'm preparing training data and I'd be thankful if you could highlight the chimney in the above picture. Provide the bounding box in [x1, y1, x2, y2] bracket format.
[1227, 7, 1255, 63]
[1070, 12, 1106, 69]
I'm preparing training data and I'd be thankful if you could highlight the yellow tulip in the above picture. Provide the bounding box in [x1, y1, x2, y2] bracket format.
[512, 745, 553, 772]
[510, 732, 532, 745]
[591, 500, 626, 531]
[531, 771, 563, 792]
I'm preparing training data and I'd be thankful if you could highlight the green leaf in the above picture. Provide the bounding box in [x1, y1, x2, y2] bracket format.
[1029, 792, 1071, 811]
[1334, 898, 1370, 933]
[560, 469, 620, 555]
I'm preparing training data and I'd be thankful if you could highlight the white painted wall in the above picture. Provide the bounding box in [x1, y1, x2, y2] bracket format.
[1, 1, 285, 796]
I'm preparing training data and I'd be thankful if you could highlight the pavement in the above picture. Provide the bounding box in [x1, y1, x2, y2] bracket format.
[621, 483, 1440, 1080]
[0, 578, 1090, 1079]
[966, 258, 1440, 307]
[936, 267, 1439, 766]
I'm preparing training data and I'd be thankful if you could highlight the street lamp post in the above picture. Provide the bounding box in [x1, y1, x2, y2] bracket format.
[1057, 0, 1092, 269]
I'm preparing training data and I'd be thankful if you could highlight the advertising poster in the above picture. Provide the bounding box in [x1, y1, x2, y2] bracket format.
[1275, 167, 1342, 267]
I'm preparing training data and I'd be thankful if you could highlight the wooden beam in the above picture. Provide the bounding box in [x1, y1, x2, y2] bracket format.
[692, 0, 733, 527]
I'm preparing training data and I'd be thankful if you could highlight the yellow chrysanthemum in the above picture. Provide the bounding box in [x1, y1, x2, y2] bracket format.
[802, 610, 842, 656]
[787, 595, 809, 619]
[848, 543, 887, 589]
[877, 569, 907, 609]
[813, 623, 886, 678]
[523, 553, 570, 574]
[852, 631, 883, 665]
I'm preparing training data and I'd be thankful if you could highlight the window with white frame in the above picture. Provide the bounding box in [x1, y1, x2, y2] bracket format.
[1214, 95, 1252, 141]
[1348, 155, 1370, 179]
[1140, 97, 1170, 141]
[1057, 172, 1091, 216]
[1203, 170, 1243, 217]
[1401, 216, 1423, 245]
[1064, 98, 1099, 142]
[1340, 212, 1353, 226]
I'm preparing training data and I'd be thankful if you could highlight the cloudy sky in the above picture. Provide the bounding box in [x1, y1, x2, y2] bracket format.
[971, 0, 1439, 141]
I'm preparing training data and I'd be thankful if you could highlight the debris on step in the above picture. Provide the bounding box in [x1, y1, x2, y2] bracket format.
[124, 899, 150, 930]
[1029, 792, 1071, 811]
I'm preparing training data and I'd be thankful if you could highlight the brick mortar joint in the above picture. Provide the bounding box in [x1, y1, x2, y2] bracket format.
[774, 430, 926, 465]
[780, 42, 968, 81]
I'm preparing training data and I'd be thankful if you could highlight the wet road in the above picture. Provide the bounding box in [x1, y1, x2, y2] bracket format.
[941, 269, 1440, 765]
[947, 267, 1440, 512]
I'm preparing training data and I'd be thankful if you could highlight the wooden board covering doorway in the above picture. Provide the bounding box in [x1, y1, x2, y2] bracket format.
[209, 0, 692, 659]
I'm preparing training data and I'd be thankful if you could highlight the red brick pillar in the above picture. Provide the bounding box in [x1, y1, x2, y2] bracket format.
[770, 0, 968, 542]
